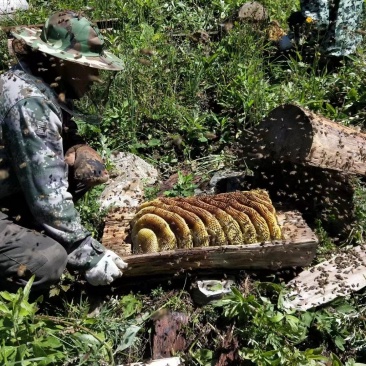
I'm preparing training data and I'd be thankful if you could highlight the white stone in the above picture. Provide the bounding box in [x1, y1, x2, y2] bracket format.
[0, 0, 28, 17]
[99, 152, 159, 210]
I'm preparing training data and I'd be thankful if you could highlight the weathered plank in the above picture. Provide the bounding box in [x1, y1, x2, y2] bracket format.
[243, 104, 366, 176]
[120, 211, 318, 277]
[284, 244, 366, 311]
[102, 209, 134, 255]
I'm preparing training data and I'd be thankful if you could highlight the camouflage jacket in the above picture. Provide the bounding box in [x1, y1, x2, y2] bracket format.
[0, 64, 90, 250]
[301, 0, 364, 56]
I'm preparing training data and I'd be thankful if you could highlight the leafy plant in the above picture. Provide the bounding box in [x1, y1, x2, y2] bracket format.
[187, 284, 366, 365]
[0, 277, 156, 365]
[164, 170, 198, 197]
[0, 277, 65, 365]
[75, 185, 108, 240]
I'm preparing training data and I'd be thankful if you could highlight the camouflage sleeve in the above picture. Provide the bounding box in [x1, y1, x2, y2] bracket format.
[301, 0, 363, 56]
[2, 96, 90, 250]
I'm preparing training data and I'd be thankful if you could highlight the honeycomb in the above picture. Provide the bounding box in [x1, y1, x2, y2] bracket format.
[131, 189, 282, 253]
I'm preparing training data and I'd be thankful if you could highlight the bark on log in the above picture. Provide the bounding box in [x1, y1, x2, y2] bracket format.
[244, 104, 366, 176]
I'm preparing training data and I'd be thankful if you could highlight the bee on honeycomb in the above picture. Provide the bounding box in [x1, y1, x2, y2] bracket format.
[131, 189, 282, 254]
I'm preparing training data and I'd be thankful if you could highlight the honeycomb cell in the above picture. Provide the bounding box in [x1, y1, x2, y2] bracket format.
[131, 189, 282, 253]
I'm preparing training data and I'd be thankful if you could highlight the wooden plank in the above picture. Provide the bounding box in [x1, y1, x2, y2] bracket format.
[284, 244, 366, 311]
[102, 210, 134, 255]
[120, 211, 318, 277]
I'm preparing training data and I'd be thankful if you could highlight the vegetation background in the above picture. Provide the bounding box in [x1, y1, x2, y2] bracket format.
[1, 0, 366, 365]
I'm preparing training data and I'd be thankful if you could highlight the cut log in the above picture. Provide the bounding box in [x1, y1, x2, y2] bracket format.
[284, 244, 366, 311]
[119, 211, 318, 277]
[243, 104, 366, 176]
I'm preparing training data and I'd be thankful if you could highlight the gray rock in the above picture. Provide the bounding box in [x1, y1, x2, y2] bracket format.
[238, 1, 269, 22]
[198, 169, 248, 195]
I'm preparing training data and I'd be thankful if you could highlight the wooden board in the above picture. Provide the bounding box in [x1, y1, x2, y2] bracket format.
[284, 244, 366, 311]
[120, 210, 318, 277]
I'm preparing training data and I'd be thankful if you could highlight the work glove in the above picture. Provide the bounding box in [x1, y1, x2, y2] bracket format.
[68, 237, 128, 286]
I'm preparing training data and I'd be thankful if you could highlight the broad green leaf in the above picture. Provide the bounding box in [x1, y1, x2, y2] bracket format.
[74, 332, 103, 346]
[348, 88, 358, 100]
[285, 314, 300, 330]
[334, 336, 345, 351]
[330, 352, 343, 366]
[335, 304, 355, 314]
[116, 325, 141, 352]
[48, 288, 60, 298]
[22, 276, 35, 302]
[0, 303, 10, 314]
[269, 312, 284, 323]
[19, 301, 36, 317]
[33, 336, 62, 349]
[15, 343, 29, 361]
[303, 347, 328, 360]
[0, 345, 17, 361]
[60, 285, 71, 292]
[325, 103, 336, 115]
[120, 294, 142, 318]
[147, 138, 161, 147]
[0, 291, 15, 302]
[300, 311, 314, 327]
[192, 348, 213, 366]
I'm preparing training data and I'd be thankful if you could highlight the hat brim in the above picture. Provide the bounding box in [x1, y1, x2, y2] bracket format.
[11, 27, 124, 71]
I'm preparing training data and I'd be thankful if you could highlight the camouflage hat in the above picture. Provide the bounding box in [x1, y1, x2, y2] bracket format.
[11, 11, 124, 71]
